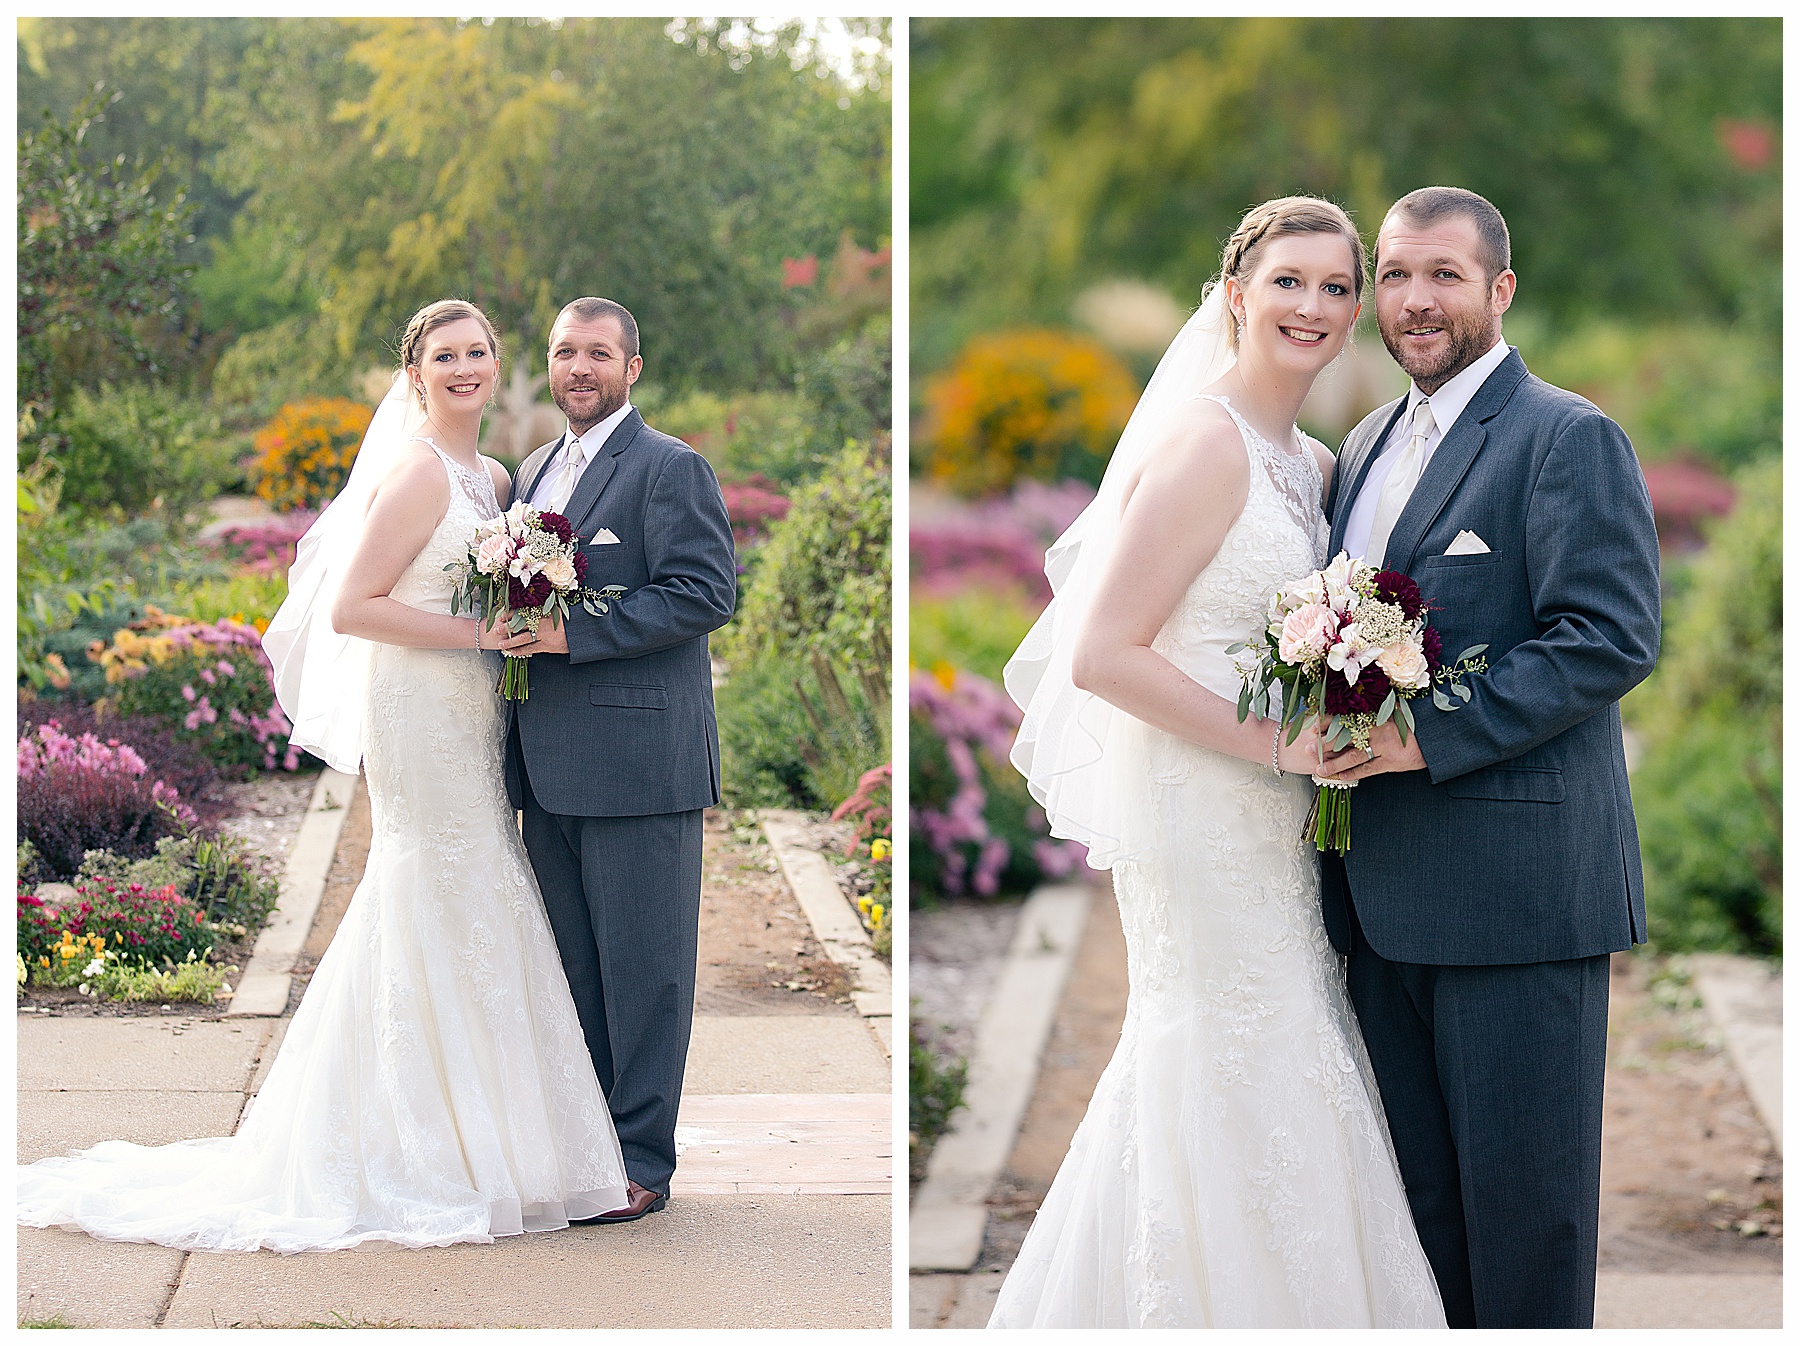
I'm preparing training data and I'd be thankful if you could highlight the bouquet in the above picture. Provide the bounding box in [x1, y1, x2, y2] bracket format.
[1230, 552, 1486, 852]
[447, 501, 626, 700]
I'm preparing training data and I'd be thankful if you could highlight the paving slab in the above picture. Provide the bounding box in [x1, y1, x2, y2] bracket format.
[18, 1226, 186, 1328]
[684, 1014, 889, 1094]
[910, 1268, 1005, 1328]
[17, 1018, 271, 1093]
[160, 1195, 890, 1329]
[1690, 952, 1782, 1153]
[18, 1091, 246, 1164]
[1593, 1271, 1781, 1328]
[673, 1093, 890, 1195]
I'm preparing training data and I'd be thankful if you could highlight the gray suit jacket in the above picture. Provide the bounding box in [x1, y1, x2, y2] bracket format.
[504, 409, 736, 817]
[1319, 348, 1661, 965]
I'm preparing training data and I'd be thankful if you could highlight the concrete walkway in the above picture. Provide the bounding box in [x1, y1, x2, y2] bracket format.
[909, 879, 1783, 1329]
[19, 812, 892, 1328]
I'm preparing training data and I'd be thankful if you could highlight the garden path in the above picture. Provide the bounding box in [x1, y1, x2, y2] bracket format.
[909, 876, 1782, 1329]
[18, 805, 893, 1329]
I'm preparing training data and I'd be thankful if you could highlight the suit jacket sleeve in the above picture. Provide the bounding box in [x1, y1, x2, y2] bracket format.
[1416, 411, 1661, 781]
[566, 448, 737, 664]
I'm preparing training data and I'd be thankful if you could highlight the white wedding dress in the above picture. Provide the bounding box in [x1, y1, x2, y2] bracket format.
[17, 445, 629, 1252]
[990, 396, 1445, 1327]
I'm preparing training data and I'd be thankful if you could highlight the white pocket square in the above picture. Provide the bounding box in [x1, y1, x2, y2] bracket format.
[1444, 530, 1491, 556]
[589, 528, 621, 545]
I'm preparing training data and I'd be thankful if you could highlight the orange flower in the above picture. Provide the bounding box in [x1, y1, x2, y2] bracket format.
[253, 397, 376, 512]
[919, 329, 1138, 497]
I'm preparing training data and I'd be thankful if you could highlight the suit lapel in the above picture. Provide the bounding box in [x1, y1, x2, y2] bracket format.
[561, 408, 645, 534]
[1328, 399, 1406, 558]
[516, 432, 567, 507]
[1381, 349, 1529, 574]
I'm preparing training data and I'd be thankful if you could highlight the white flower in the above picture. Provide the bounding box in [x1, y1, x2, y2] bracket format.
[1376, 637, 1432, 690]
[82, 958, 106, 978]
[542, 554, 576, 589]
[1327, 621, 1384, 685]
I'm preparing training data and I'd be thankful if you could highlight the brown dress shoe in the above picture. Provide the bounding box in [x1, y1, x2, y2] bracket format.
[574, 1181, 668, 1225]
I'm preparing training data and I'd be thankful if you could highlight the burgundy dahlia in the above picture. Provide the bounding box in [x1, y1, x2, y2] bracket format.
[1323, 666, 1392, 715]
[508, 573, 553, 609]
[1372, 570, 1423, 620]
[539, 511, 574, 545]
[572, 551, 588, 584]
[1421, 625, 1443, 673]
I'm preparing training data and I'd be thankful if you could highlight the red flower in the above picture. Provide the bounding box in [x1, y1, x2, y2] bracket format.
[1421, 625, 1443, 673]
[1372, 570, 1423, 620]
[539, 512, 574, 545]
[1324, 666, 1392, 715]
[509, 574, 552, 610]
[572, 552, 588, 584]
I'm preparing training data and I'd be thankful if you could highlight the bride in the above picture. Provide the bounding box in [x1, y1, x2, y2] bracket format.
[990, 198, 1446, 1327]
[17, 299, 631, 1252]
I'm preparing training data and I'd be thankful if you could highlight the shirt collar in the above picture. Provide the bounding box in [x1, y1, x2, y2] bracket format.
[564, 399, 634, 459]
[1406, 336, 1510, 440]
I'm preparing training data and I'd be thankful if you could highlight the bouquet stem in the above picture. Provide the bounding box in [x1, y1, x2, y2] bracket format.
[1306, 776, 1356, 853]
[497, 653, 531, 701]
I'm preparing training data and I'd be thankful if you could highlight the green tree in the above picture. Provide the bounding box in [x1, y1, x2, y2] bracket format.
[18, 89, 196, 419]
[912, 18, 1780, 377]
[1626, 459, 1781, 955]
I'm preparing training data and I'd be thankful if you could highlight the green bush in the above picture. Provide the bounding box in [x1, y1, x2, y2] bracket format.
[1626, 458, 1780, 955]
[717, 652, 887, 812]
[909, 1012, 968, 1183]
[797, 312, 892, 450]
[911, 588, 1040, 686]
[28, 382, 241, 519]
[651, 388, 831, 488]
[727, 440, 891, 692]
[78, 829, 279, 936]
[1513, 314, 1779, 471]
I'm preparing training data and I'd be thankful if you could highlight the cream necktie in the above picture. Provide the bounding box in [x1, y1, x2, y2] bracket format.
[544, 437, 585, 515]
[1365, 399, 1435, 567]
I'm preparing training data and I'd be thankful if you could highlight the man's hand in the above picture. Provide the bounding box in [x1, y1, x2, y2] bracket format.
[500, 620, 569, 655]
[1316, 719, 1427, 782]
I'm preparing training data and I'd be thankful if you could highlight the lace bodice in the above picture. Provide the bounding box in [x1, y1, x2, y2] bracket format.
[1153, 395, 1328, 704]
[389, 441, 502, 615]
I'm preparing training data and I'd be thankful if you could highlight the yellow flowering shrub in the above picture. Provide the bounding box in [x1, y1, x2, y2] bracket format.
[919, 329, 1138, 497]
[252, 397, 374, 512]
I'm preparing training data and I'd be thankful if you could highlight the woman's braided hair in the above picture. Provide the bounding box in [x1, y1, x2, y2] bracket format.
[398, 299, 503, 406]
[1206, 197, 1366, 350]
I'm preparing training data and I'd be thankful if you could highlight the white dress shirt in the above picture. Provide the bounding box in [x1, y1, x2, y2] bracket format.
[529, 399, 635, 510]
[1344, 338, 1512, 560]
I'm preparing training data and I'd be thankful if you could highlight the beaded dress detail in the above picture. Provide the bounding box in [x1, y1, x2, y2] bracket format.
[18, 446, 628, 1251]
[988, 397, 1446, 1327]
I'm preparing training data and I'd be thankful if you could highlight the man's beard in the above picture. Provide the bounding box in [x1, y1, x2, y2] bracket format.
[1379, 299, 1495, 392]
[551, 380, 627, 432]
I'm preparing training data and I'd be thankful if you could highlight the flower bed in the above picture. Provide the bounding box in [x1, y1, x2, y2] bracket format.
[910, 667, 1085, 903]
[90, 609, 299, 772]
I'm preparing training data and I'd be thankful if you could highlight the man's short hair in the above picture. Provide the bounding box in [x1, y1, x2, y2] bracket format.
[554, 297, 640, 362]
[1384, 186, 1511, 283]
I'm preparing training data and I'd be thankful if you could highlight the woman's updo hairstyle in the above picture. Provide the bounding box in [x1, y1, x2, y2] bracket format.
[1207, 196, 1366, 349]
[398, 299, 503, 406]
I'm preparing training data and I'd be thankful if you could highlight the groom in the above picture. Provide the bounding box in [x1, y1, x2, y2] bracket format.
[502, 297, 736, 1221]
[1318, 188, 1660, 1327]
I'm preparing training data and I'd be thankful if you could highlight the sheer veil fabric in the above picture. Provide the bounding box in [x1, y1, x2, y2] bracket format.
[1004, 288, 1239, 870]
[263, 373, 422, 775]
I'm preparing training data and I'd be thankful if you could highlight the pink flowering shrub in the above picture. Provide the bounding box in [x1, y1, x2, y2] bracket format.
[721, 475, 791, 548]
[911, 478, 1095, 606]
[202, 512, 318, 575]
[96, 617, 300, 773]
[17, 722, 196, 879]
[910, 667, 1086, 902]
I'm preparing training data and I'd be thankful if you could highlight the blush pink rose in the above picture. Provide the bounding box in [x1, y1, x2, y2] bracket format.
[1279, 603, 1338, 664]
[1375, 637, 1432, 691]
[475, 533, 514, 576]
